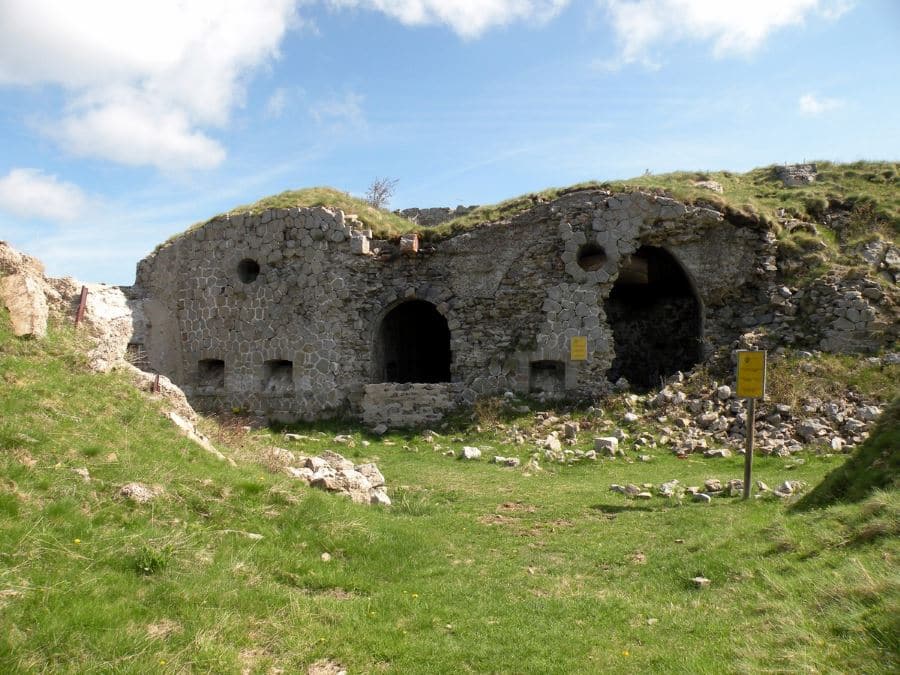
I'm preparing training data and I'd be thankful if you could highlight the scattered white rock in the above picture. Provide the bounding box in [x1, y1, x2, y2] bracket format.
[703, 448, 732, 459]
[460, 446, 482, 460]
[694, 180, 723, 193]
[657, 480, 680, 498]
[119, 482, 160, 504]
[543, 434, 562, 452]
[692, 576, 711, 588]
[594, 437, 621, 456]
[491, 456, 521, 468]
[704, 479, 722, 493]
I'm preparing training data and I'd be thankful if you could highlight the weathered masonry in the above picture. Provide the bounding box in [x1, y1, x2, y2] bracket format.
[130, 189, 779, 426]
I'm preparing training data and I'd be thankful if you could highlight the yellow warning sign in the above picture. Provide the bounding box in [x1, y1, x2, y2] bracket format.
[570, 336, 588, 361]
[736, 350, 766, 399]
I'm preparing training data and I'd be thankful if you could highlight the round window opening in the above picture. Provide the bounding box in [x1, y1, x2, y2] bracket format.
[237, 258, 261, 283]
[577, 243, 607, 271]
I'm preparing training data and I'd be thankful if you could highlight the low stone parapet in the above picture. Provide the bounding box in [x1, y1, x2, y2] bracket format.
[361, 382, 462, 428]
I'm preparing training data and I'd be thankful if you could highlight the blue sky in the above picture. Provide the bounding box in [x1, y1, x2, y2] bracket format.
[0, 0, 898, 285]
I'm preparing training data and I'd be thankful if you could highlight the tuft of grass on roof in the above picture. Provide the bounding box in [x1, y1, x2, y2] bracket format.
[161, 162, 899, 251]
[435, 161, 900, 244]
[161, 187, 417, 250]
[229, 187, 415, 238]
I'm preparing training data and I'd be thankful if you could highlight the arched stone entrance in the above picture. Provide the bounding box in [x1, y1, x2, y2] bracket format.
[605, 246, 702, 390]
[375, 300, 451, 383]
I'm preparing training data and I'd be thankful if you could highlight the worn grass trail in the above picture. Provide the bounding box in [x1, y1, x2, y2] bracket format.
[1, 316, 897, 673]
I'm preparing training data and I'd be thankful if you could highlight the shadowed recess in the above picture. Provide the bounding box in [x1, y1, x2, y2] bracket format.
[375, 300, 451, 383]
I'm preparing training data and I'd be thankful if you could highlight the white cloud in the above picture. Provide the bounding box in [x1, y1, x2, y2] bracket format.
[0, 168, 87, 222]
[310, 92, 367, 131]
[0, 0, 298, 170]
[49, 88, 226, 171]
[327, 0, 570, 38]
[799, 93, 843, 115]
[597, 0, 850, 67]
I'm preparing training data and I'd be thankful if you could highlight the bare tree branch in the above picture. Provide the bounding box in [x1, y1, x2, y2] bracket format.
[365, 177, 399, 209]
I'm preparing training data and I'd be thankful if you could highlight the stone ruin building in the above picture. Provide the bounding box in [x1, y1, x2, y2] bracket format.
[125, 187, 897, 428]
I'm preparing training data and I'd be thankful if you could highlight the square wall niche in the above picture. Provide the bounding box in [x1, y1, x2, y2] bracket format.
[529, 360, 565, 394]
[263, 359, 294, 394]
[198, 359, 225, 391]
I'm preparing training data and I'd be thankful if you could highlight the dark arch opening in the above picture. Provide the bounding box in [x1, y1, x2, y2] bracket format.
[376, 300, 451, 383]
[577, 243, 607, 271]
[237, 258, 260, 283]
[604, 246, 701, 391]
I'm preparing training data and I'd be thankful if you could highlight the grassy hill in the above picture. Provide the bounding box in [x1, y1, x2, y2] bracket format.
[796, 397, 900, 510]
[164, 162, 899, 252]
[434, 160, 899, 240]
[1, 307, 897, 672]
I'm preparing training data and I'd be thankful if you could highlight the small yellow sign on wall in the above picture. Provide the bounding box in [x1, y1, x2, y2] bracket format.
[736, 350, 766, 399]
[570, 336, 588, 361]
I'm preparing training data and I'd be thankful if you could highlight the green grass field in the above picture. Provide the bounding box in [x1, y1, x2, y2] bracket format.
[1, 311, 897, 673]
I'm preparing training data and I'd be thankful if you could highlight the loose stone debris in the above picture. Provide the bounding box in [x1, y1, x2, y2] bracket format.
[268, 448, 390, 506]
[492, 368, 888, 467]
[118, 482, 162, 504]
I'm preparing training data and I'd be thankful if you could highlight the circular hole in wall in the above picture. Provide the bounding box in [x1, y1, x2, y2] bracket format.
[237, 258, 261, 283]
[577, 244, 607, 271]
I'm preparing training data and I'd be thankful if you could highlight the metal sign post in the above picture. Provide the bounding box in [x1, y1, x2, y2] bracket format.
[74, 286, 88, 326]
[735, 350, 766, 500]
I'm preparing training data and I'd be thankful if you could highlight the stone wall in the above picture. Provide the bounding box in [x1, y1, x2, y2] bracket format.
[129, 188, 894, 427]
[361, 383, 462, 427]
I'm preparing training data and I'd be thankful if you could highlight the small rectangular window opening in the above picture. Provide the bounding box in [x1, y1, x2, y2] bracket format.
[198, 359, 225, 390]
[263, 359, 294, 394]
[529, 360, 565, 394]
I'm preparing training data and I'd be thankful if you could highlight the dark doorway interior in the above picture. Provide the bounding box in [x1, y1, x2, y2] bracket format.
[605, 246, 701, 391]
[376, 300, 451, 383]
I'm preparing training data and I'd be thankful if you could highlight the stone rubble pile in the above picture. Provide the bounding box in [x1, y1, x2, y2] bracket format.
[266, 446, 390, 506]
[481, 365, 889, 468]
[648, 371, 883, 457]
[610, 477, 805, 501]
